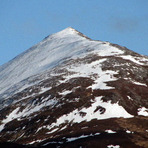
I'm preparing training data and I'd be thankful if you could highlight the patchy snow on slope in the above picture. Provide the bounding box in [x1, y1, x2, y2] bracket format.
[93, 42, 124, 56]
[0, 107, 20, 132]
[119, 55, 148, 65]
[14, 87, 52, 104]
[65, 58, 107, 79]
[2, 107, 20, 124]
[45, 97, 133, 133]
[138, 107, 148, 116]
[60, 58, 118, 90]
[0, 97, 58, 132]
[90, 70, 118, 90]
[24, 98, 58, 116]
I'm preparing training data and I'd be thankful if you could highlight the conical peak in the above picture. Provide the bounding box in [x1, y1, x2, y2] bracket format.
[51, 27, 92, 40]
[64, 26, 77, 31]
[43, 27, 92, 41]
[55, 27, 79, 37]
[42, 27, 79, 41]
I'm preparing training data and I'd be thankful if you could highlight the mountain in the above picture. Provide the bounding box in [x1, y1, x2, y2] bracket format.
[0, 27, 148, 148]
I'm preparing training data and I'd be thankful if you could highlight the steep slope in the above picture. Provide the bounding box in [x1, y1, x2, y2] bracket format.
[0, 27, 92, 99]
[0, 27, 148, 148]
[0, 27, 119, 107]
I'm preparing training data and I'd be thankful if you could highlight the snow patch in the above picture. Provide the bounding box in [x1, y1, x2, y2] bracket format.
[107, 145, 120, 148]
[0, 98, 58, 132]
[67, 133, 100, 142]
[131, 81, 147, 87]
[61, 58, 118, 90]
[40, 87, 52, 94]
[59, 90, 72, 96]
[28, 139, 46, 145]
[96, 43, 124, 56]
[126, 130, 133, 133]
[105, 129, 116, 134]
[119, 55, 148, 65]
[127, 96, 133, 100]
[90, 70, 118, 90]
[138, 107, 148, 116]
[46, 97, 133, 133]
[0, 107, 21, 132]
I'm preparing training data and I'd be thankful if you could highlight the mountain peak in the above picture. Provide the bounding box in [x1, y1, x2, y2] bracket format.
[43, 27, 91, 41]
[0, 27, 148, 147]
[53, 27, 80, 37]
[61, 27, 78, 33]
[50, 27, 92, 40]
[64, 26, 77, 31]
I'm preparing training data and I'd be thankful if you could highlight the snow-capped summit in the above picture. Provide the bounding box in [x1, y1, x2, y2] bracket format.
[0, 27, 88, 96]
[0, 27, 124, 98]
[52, 27, 79, 36]
[0, 28, 148, 147]
[43, 27, 84, 40]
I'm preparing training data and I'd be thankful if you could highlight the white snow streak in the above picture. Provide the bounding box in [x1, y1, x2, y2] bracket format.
[131, 81, 147, 87]
[107, 145, 120, 148]
[119, 55, 148, 65]
[105, 129, 116, 134]
[67, 133, 100, 142]
[126, 130, 133, 134]
[127, 96, 133, 100]
[59, 90, 72, 96]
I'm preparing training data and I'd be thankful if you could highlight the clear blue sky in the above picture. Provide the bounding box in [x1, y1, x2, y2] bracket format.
[0, 0, 148, 66]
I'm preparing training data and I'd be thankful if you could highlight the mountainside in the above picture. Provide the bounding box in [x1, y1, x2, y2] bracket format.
[0, 27, 148, 148]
